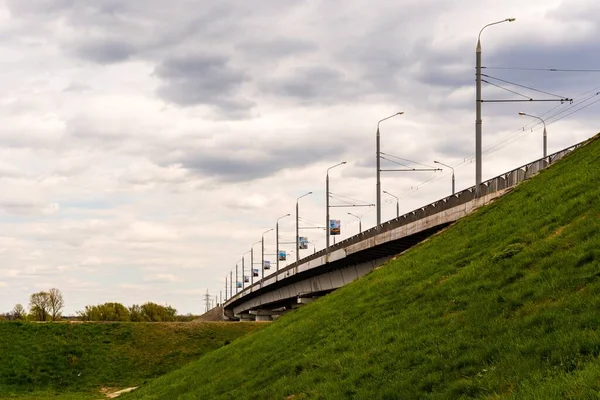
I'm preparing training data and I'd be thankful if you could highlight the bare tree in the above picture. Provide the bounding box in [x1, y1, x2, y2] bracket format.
[29, 292, 50, 321]
[12, 304, 26, 320]
[48, 288, 64, 321]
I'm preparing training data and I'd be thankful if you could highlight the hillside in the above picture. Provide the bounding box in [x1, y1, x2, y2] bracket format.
[0, 322, 264, 399]
[125, 134, 600, 399]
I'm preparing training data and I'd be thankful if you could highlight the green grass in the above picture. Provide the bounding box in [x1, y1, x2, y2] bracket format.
[0, 321, 265, 399]
[125, 135, 600, 399]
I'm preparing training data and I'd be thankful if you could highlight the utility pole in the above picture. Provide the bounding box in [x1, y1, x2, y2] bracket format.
[296, 192, 312, 272]
[204, 289, 211, 313]
[326, 162, 346, 261]
[276, 214, 290, 280]
[261, 229, 273, 282]
[376, 112, 403, 226]
[476, 18, 515, 195]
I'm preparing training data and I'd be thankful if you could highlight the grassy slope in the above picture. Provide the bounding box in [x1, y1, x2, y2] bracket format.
[0, 322, 264, 399]
[127, 135, 600, 400]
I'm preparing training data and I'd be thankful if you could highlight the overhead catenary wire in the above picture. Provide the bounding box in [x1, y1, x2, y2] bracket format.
[381, 156, 412, 168]
[234, 80, 599, 269]
[329, 192, 373, 205]
[482, 79, 533, 99]
[380, 156, 413, 168]
[380, 152, 438, 169]
[541, 91, 600, 126]
[483, 66, 600, 72]
[482, 74, 569, 99]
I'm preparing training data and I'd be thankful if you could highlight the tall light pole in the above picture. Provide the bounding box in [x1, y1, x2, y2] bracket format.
[261, 228, 273, 281]
[241, 250, 251, 289]
[225, 275, 228, 302]
[377, 112, 404, 226]
[326, 162, 346, 261]
[382, 190, 400, 218]
[347, 212, 362, 233]
[235, 263, 239, 294]
[434, 160, 455, 195]
[229, 270, 232, 298]
[518, 112, 548, 158]
[276, 214, 290, 279]
[296, 191, 312, 268]
[250, 240, 261, 286]
[476, 18, 515, 195]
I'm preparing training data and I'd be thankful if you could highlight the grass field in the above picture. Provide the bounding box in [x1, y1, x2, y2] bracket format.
[0, 321, 265, 399]
[123, 135, 600, 399]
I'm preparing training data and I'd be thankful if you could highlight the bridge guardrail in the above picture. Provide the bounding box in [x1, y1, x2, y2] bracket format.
[226, 139, 588, 305]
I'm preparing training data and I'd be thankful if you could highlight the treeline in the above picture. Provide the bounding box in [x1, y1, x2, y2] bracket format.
[78, 302, 179, 322]
[1, 288, 65, 321]
[1, 288, 197, 322]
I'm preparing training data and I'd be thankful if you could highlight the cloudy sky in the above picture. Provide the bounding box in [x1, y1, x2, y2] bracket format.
[0, 0, 598, 315]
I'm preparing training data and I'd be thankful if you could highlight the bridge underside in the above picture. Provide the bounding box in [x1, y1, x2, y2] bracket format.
[227, 223, 451, 321]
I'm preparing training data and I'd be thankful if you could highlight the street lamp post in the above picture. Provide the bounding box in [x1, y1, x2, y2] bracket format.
[347, 212, 362, 233]
[229, 270, 232, 298]
[225, 276, 228, 302]
[261, 228, 273, 281]
[518, 112, 548, 158]
[434, 160, 455, 195]
[377, 112, 404, 226]
[296, 192, 313, 268]
[326, 162, 346, 262]
[250, 241, 261, 286]
[241, 250, 250, 289]
[241, 254, 246, 290]
[476, 18, 515, 195]
[276, 214, 290, 279]
[382, 190, 400, 218]
[235, 263, 239, 294]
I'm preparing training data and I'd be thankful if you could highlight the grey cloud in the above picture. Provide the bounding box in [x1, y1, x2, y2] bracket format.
[6, 0, 76, 15]
[71, 38, 137, 64]
[155, 54, 253, 116]
[264, 66, 360, 103]
[487, 40, 600, 99]
[162, 138, 353, 182]
[237, 38, 317, 60]
[547, 0, 600, 24]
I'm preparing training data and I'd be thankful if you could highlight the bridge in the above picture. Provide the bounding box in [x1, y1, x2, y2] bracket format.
[223, 140, 588, 321]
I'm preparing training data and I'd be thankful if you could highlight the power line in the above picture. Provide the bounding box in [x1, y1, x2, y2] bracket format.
[329, 192, 372, 205]
[483, 66, 600, 72]
[482, 74, 569, 99]
[482, 79, 533, 99]
[380, 152, 437, 169]
[546, 97, 600, 125]
[543, 91, 600, 126]
[380, 156, 412, 168]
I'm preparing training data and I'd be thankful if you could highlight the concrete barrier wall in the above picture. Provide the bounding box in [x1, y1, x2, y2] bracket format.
[225, 141, 586, 312]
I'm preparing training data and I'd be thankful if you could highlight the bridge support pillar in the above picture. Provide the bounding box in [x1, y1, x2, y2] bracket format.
[237, 313, 256, 321]
[250, 309, 275, 322]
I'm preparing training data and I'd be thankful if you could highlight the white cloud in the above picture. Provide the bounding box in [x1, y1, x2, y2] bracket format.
[0, 0, 598, 314]
[144, 274, 179, 283]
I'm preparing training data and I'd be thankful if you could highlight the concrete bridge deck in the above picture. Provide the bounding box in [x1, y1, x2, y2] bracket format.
[224, 140, 588, 321]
